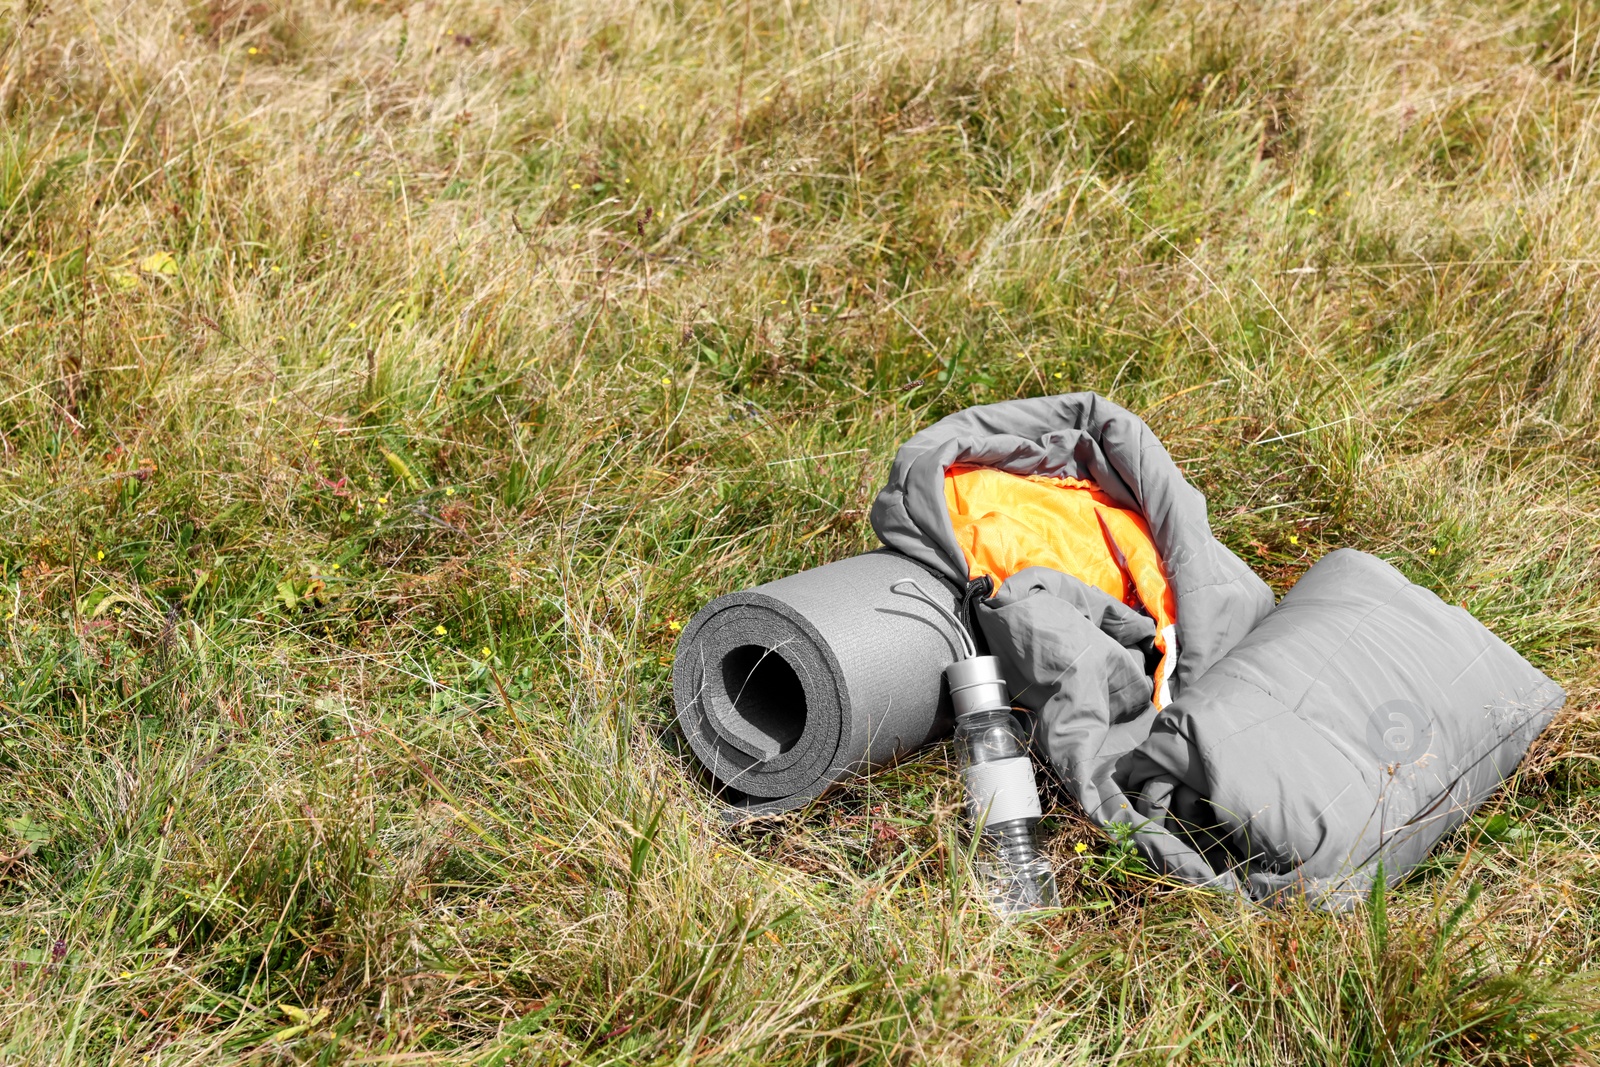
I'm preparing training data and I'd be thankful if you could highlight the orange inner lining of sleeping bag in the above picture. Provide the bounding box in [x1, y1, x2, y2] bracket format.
[944, 465, 1178, 705]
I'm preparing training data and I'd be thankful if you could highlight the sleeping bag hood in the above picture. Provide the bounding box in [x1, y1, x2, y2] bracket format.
[871, 393, 1563, 905]
[872, 392, 1273, 697]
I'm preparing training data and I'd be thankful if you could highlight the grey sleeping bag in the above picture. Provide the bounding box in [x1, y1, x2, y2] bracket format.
[1122, 548, 1564, 905]
[872, 393, 1563, 905]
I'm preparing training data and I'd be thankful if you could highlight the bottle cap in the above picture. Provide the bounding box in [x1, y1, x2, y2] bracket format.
[946, 655, 1009, 718]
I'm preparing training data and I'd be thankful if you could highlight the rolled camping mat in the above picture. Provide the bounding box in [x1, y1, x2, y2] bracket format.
[672, 550, 965, 819]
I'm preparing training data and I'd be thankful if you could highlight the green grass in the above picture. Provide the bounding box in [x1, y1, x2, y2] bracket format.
[1, 0, 1597, 1062]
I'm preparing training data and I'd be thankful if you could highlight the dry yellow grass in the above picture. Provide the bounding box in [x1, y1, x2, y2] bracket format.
[0, 0, 1596, 1062]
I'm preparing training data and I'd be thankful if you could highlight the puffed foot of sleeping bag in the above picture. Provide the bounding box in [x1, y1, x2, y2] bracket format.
[1119, 549, 1564, 908]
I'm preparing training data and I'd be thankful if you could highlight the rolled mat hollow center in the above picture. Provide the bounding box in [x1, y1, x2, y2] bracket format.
[672, 550, 965, 819]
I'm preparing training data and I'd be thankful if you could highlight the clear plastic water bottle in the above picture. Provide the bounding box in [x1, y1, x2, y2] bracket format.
[946, 656, 1060, 915]
[890, 579, 1058, 916]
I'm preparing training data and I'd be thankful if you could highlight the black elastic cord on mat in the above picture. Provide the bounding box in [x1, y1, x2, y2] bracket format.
[960, 575, 993, 656]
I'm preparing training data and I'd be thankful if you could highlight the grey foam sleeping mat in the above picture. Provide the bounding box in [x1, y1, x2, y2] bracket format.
[672, 550, 964, 819]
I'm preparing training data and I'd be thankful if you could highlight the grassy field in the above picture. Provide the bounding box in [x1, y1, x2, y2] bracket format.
[1, 0, 1598, 1062]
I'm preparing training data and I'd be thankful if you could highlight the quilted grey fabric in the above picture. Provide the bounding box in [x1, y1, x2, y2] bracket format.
[872, 393, 1561, 904]
[1122, 549, 1563, 904]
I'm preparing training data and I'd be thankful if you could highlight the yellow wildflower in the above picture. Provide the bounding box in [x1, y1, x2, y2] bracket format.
[434, 625, 447, 636]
